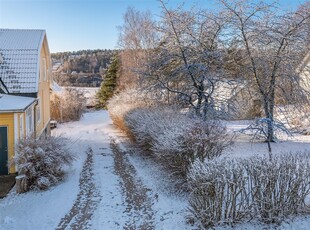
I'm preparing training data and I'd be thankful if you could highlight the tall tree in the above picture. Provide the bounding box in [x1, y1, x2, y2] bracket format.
[220, 0, 310, 145]
[97, 55, 119, 109]
[144, 0, 228, 119]
[117, 7, 158, 90]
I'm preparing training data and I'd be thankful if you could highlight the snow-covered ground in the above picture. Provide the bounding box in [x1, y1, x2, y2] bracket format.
[223, 120, 310, 159]
[0, 110, 189, 230]
[1, 111, 310, 229]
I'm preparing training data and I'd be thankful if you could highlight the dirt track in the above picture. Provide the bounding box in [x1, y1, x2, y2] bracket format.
[111, 139, 156, 230]
[56, 147, 102, 230]
[56, 139, 156, 229]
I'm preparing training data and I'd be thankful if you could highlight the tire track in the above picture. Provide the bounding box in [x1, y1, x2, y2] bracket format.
[56, 147, 102, 230]
[111, 139, 156, 230]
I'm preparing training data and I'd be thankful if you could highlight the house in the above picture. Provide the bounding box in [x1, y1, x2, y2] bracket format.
[0, 29, 52, 175]
[299, 52, 310, 92]
[213, 80, 262, 120]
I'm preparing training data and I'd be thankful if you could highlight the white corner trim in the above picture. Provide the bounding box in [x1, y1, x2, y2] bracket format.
[14, 113, 19, 146]
[14, 113, 19, 171]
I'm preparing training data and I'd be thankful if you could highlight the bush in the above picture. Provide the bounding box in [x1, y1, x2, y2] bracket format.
[108, 89, 232, 183]
[187, 154, 310, 229]
[51, 88, 86, 122]
[12, 136, 75, 191]
[107, 88, 155, 134]
[125, 106, 232, 179]
[187, 159, 250, 228]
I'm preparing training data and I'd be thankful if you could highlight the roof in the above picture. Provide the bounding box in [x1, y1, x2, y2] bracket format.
[0, 94, 36, 112]
[50, 80, 64, 95]
[0, 29, 46, 94]
[301, 52, 310, 70]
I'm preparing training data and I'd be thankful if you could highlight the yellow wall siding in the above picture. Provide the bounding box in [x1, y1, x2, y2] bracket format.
[36, 38, 51, 137]
[0, 113, 15, 173]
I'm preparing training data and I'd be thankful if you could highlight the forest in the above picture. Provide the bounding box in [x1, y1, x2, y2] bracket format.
[51, 49, 117, 87]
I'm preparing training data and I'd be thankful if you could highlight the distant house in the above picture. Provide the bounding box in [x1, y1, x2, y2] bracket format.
[299, 52, 310, 92]
[213, 80, 262, 120]
[0, 29, 52, 175]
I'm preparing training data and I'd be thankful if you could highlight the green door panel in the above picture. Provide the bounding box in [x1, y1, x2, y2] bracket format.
[0, 127, 8, 175]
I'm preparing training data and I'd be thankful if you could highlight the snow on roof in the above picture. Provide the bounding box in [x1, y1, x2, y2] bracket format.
[50, 80, 64, 95]
[51, 80, 62, 92]
[0, 29, 46, 94]
[0, 93, 36, 112]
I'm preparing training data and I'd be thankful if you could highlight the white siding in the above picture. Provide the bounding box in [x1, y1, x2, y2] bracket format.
[26, 106, 34, 137]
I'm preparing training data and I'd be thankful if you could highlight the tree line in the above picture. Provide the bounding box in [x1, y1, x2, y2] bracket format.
[51, 49, 118, 87]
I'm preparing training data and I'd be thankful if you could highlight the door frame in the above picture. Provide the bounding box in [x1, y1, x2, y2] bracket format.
[0, 126, 9, 175]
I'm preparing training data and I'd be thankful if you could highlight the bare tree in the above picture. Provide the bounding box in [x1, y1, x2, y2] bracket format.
[143, 0, 228, 119]
[117, 7, 158, 90]
[220, 0, 310, 145]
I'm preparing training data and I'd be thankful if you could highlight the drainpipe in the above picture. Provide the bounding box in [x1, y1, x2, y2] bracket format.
[0, 77, 9, 94]
[33, 100, 38, 140]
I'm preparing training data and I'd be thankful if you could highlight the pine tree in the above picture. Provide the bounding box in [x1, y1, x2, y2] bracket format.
[97, 55, 119, 109]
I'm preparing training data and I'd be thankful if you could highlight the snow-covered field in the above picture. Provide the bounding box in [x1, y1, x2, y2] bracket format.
[1, 111, 310, 229]
[224, 120, 310, 159]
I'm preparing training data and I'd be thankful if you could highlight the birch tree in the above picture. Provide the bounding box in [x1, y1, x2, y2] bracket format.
[117, 7, 158, 90]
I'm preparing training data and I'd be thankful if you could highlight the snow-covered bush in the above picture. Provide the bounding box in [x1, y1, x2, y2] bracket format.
[185, 121, 232, 161]
[246, 154, 310, 224]
[187, 154, 310, 229]
[107, 88, 155, 134]
[187, 159, 250, 228]
[125, 106, 231, 179]
[51, 88, 86, 122]
[12, 136, 75, 191]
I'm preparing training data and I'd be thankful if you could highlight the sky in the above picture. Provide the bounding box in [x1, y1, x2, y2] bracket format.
[0, 0, 308, 53]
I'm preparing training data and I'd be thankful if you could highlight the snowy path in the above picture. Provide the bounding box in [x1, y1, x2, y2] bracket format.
[56, 148, 101, 230]
[2, 111, 310, 229]
[55, 111, 158, 229]
[111, 139, 156, 229]
[0, 110, 189, 230]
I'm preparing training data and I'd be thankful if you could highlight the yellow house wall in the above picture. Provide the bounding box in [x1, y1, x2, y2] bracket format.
[0, 113, 15, 173]
[36, 36, 51, 138]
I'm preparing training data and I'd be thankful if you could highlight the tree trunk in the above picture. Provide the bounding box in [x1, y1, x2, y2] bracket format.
[196, 92, 203, 117]
[263, 95, 275, 158]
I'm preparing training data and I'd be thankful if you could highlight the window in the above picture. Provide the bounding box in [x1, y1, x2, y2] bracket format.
[26, 107, 34, 136]
[19, 115, 24, 139]
[36, 99, 41, 124]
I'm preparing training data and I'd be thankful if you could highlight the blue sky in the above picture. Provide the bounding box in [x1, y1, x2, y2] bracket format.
[0, 0, 308, 53]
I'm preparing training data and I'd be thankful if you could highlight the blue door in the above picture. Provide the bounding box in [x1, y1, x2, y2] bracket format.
[0, 127, 8, 175]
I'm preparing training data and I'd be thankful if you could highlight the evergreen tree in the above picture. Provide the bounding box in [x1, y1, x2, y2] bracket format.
[96, 55, 119, 109]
